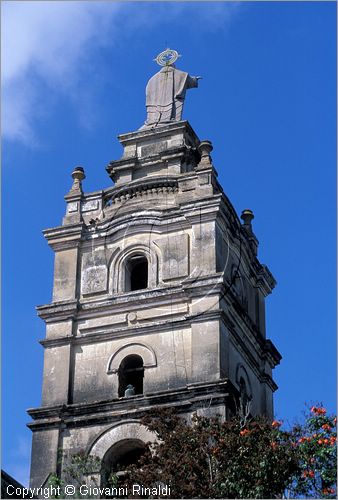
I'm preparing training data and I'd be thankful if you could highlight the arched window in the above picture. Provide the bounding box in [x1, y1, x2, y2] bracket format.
[118, 354, 144, 397]
[125, 255, 148, 291]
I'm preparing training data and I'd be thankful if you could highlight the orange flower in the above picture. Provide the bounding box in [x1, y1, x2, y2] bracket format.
[323, 487, 335, 495]
[324, 438, 329, 445]
[271, 441, 277, 449]
[240, 429, 250, 436]
[318, 439, 323, 445]
[311, 406, 326, 415]
[271, 420, 282, 428]
[322, 424, 331, 431]
[302, 470, 315, 478]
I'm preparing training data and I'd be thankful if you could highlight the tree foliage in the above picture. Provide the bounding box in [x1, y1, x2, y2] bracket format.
[48, 405, 337, 499]
[121, 408, 296, 498]
[48, 452, 101, 499]
[287, 406, 337, 498]
[121, 406, 336, 499]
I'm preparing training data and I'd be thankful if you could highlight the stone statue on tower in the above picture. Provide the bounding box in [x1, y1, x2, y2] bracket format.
[141, 49, 201, 128]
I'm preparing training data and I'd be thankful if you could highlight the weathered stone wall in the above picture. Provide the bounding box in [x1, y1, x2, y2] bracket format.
[30, 429, 59, 488]
[72, 327, 193, 403]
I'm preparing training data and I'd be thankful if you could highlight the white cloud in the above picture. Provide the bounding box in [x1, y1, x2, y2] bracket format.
[1, 1, 240, 146]
[2, 78, 38, 145]
[2, 1, 122, 145]
[2, 2, 123, 85]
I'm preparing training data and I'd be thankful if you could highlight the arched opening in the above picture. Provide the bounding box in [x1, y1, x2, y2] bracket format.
[101, 439, 147, 493]
[125, 255, 148, 292]
[118, 355, 144, 397]
[233, 270, 244, 303]
[239, 377, 250, 416]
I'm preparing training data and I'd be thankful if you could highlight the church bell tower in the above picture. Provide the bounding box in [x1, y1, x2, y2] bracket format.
[28, 49, 281, 488]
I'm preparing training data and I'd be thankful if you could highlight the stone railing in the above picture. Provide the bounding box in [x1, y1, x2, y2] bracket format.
[103, 177, 179, 207]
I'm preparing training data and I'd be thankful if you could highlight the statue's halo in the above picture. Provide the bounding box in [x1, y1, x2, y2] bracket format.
[154, 48, 181, 67]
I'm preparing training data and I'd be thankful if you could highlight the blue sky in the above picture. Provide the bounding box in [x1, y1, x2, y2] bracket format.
[2, 1, 336, 486]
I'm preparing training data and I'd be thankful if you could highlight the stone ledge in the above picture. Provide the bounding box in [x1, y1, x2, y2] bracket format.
[37, 274, 224, 320]
[117, 120, 199, 145]
[27, 379, 233, 429]
[39, 311, 220, 348]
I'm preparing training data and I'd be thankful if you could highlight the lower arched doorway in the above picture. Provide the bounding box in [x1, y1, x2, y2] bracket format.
[88, 421, 157, 497]
[101, 438, 146, 489]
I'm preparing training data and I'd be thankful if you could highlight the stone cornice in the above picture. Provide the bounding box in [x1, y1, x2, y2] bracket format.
[215, 208, 276, 297]
[105, 191, 220, 219]
[36, 300, 78, 321]
[260, 374, 278, 392]
[39, 310, 224, 349]
[255, 264, 277, 296]
[43, 223, 85, 250]
[219, 293, 281, 371]
[39, 316, 189, 348]
[107, 146, 187, 176]
[117, 120, 199, 146]
[88, 205, 190, 240]
[224, 319, 279, 392]
[179, 195, 222, 224]
[264, 339, 282, 366]
[27, 379, 232, 429]
[37, 273, 224, 323]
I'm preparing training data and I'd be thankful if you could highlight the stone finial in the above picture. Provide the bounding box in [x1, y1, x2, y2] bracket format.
[241, 209, 258, 255]
[68, 166, 85, 195]
[197, 140, 213, 169]
[241, 209, 255, 232]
